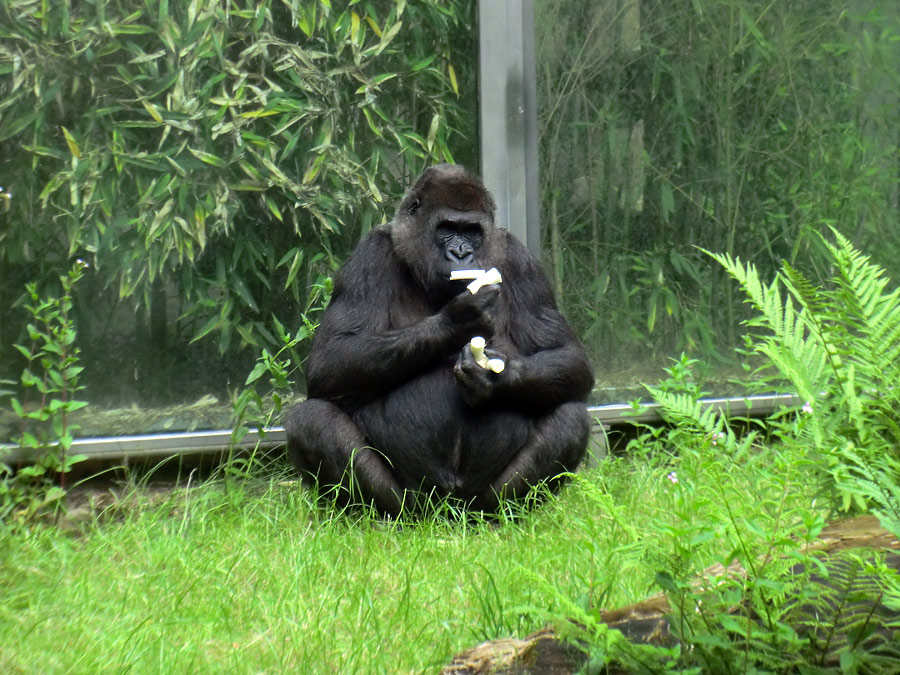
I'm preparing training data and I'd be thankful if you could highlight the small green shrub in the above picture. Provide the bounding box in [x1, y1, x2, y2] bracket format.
[1, 262, 88, 527]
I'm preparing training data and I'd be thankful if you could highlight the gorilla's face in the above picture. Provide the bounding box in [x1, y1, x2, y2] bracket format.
[434, 220, 485, 270]
[392, 165, 499, 300]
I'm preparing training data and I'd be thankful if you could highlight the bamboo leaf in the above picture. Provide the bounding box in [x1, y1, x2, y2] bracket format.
[0, 111, 38, 141]
[660, 182, 674, 223]
[189, 147, 228, 167]
[426, 113, 440, 151]
[364, 16, 382, 38]
[448, 64, 459, 96]
[61, 126, 81, 158]
[302, 153, 326, 184]
[240, 109, 280, 118]
[362, 107, 382, 136]
[230, 275, 259, 311]
[141, 99, 164, 123]
[191, 314, 221, 343]
[379, 20, 402, 50]
[110, 23, 154, 35]
[351, 12, 361, 43]
[147, 198, 174, 240]
[129, 50, 167, 64]
[411, 54, 437, 72]
[265, 195, 283, 222]
[284, 249, 304, 289]
[370, 72, 397, 87]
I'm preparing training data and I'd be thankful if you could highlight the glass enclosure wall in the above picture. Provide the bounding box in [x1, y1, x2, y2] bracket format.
[535, 0, 900, 402]
[3, 0, 900, 444]
[0, 1, 478, 441]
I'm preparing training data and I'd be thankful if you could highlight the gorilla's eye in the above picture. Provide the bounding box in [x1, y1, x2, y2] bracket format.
[435, 225, 453, 241]
[407, 198, 421, 215]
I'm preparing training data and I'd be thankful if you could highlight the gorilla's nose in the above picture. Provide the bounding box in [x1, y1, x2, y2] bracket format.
[447, 244, 474, 263]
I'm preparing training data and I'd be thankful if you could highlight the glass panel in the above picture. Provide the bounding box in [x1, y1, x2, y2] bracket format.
[535, 0, 900, 403]
[0, 1, 478, 442]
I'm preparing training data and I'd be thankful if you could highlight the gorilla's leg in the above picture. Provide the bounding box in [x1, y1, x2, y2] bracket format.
[284, 399, 404, 515]
[477, 401, 590, 510]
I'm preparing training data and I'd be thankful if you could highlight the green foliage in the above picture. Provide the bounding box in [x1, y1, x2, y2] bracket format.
[710, 228, 900, 516]
[226, 273, 332, 479]
[1, 262, 88, 528]
[568, 359, 900, 672]
[0, 0, 476, 410]
[838, 450, 900, 540]
[526, 394, 843, 672]
[540, 270, 900, 672]
[561, 233, 900, 671]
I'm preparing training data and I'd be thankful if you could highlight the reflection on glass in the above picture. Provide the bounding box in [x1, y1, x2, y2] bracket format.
[535, 0, 900, 402]
[0, 2, 478, 441]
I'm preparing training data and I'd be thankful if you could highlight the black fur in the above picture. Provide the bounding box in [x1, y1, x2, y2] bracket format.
[285, 164, 594, 515]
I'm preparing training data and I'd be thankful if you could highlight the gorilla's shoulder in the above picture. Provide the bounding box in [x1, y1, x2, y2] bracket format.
[331, 226, 405, 298]
[356, 225, 394, 252]
[494, 230, 550, 286]
[342, 227, 399, 269]
[493, 229, 536, 263]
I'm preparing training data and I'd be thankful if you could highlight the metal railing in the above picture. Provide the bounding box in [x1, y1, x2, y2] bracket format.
[1, 393, 801, 464]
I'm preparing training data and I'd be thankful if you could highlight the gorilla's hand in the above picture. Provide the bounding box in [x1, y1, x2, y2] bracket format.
[453, 341, 508, 406]
[444, 283, 499, 338]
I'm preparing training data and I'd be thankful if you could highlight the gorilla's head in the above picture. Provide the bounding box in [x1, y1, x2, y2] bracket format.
[391, 164, 502, 301]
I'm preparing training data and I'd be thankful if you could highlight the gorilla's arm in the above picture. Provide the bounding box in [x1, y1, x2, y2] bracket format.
[456, 326, 593, 411]
[306, 230, 494, 407]
[454, 234, 594, 411]
[495, 337, 594, 409]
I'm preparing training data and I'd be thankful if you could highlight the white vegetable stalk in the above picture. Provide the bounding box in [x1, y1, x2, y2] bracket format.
[449, 269, 484, 280]
[469, 336, 505, 373]
[466, 267, 502, 294]
[449, 267, 502, 294]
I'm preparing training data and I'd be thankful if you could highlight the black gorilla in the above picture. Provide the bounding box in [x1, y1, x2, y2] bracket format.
[285, 164, 594, 515]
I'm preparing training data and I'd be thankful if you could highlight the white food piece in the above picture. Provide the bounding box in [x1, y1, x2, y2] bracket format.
[470, 336, 487, 364]
[469, 336, 505, 373]
[466, 267, 502, 295]
[450, 269, 485, 281]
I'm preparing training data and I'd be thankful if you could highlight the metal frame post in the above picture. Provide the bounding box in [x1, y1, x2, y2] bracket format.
[477, 0, 541, 257]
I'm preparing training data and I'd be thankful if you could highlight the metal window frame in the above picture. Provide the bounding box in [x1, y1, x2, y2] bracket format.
[0, 394, 800, 463]
[477, 0, 541, 257]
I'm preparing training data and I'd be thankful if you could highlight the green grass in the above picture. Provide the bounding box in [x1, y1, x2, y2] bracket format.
[0, 440, 823, 674]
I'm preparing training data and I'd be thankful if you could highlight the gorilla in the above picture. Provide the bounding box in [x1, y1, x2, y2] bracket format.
[285, 164, 594, 516]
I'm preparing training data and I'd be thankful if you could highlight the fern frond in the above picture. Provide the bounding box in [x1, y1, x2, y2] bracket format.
[705, 250, 827, 406]
[710, 232, 900, 455]
[645, 387, 737, 452]
[780, 261, 848, 387]
[780, 261, 827, 319]
[789, 551, 896, 665]
[824, 227, 900, 396]
[838, 446, 900, 537]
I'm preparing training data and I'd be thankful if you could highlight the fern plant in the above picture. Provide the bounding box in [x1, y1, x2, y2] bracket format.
[707, 227, 900, 522]
[610, 234, 900, 672]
